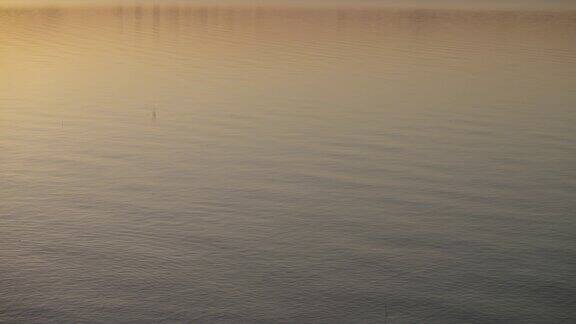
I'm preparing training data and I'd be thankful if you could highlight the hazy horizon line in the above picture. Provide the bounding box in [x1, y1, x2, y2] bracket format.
[2, 0, 576, 11]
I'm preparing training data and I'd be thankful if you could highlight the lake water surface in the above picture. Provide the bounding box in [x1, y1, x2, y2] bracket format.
[1, 1, 575, 323]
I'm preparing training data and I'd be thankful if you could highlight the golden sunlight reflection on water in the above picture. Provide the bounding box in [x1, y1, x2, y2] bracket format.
[1, 2, 575, 323]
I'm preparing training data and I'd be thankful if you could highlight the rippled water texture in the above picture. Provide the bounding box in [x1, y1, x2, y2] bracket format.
[1, 2, 576, 323]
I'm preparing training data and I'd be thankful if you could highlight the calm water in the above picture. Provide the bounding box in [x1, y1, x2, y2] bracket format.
[1, 2, 576, 323]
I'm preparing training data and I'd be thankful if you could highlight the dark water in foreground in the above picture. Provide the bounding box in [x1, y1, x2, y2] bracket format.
[1, 2, 575, 323]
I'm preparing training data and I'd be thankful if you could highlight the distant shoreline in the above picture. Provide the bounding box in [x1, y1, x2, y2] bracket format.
[1, 0, 576, 11]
